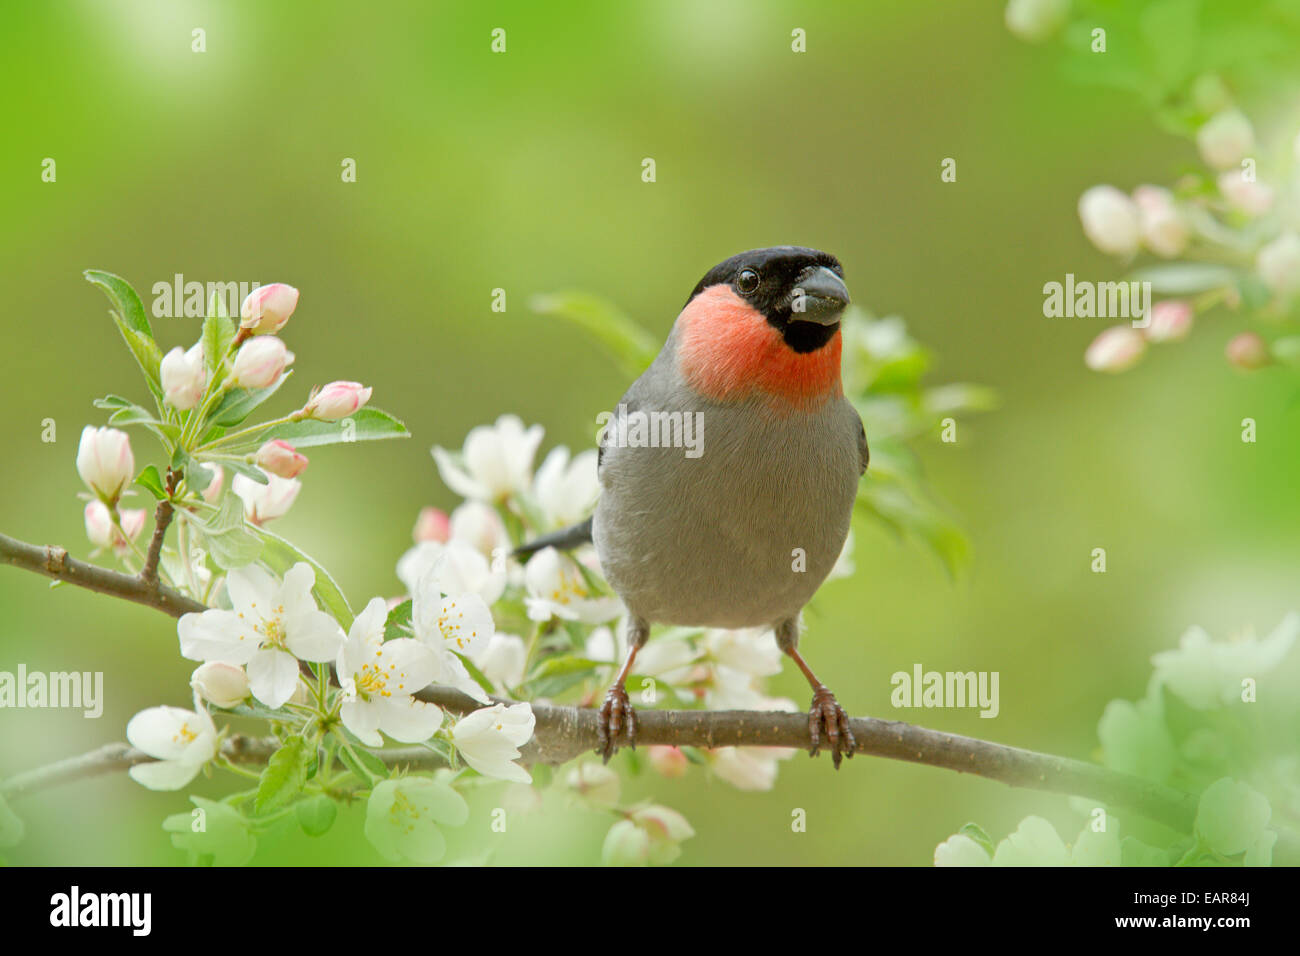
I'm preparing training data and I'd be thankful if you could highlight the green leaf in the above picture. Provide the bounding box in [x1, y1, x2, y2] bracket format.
[384, 598, 414, 641]
[252, 525, 354, 629]
[522, 654, 599, 697]
[530, 290, 658, 378]
[162, 797, 256, 866]
[335, 736, 391, 786]
[201, 311, 236, 376]
[85, 270, 164, 402]
[1127, 263, 1239, 294]
[191, 492, 263, 569]
[266, 407, 410, 449]
[254, 735, 313, 813]
[454, 651, 498, 697]
[135, 465, 166, 500]
[958, 822, 995, 856]
[208, 371, 293, 429]
[295, 794, 338, 837]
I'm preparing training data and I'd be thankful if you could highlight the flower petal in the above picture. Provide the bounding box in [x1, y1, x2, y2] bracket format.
[246, 648, 300, 708]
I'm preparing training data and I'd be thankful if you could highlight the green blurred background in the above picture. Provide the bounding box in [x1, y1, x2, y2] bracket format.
[1, 0, 1297, 865]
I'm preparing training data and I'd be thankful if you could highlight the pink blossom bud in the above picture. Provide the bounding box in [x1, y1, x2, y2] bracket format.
[1144, 301, 1194, 342]
[76, 426, 135, 504]
[83, 501, 116, 549]
[1226, 332, 1270, 370]
[1218, 171, 1274, 217]
[231, 336, 294, 388]
[1256, 232, 1300, 298]
[191, 662, 251, 708]
[118, 507, 147, 545]
[1085, 325, 1147, 373]
[413, 507, 451, 543]
[200, 465, 224, 503]
[232, 471, 301, 525]
[1078, 186, 1141, 256]
[1132, 185, 1189, 258]
[160, 344, 206, 410]
[255, 439, 309, 479]
[1197, 110, 1254, 170]
[648, 745, 689, 778]
[303, 381, 372, 421]
[239, 282, 299, 335]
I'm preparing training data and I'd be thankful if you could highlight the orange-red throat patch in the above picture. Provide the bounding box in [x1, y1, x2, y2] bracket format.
[675, 284, 843, 409]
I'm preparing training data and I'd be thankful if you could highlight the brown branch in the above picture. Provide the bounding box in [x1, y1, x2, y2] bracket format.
[0, 530, 203, 618]
[3, 529, 1296, 863]
[139, 467, 179, 586]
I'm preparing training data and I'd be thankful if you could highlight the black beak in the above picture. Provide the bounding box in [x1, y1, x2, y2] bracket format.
[787, 266, 850, 325]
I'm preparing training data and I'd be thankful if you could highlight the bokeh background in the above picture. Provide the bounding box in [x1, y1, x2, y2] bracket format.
[2, 0, 1297, 865]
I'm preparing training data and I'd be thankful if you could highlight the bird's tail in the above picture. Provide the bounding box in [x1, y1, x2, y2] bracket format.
[512, 516, 594, 560]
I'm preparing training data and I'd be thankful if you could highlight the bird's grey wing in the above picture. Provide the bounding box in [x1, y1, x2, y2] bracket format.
[856, 409, 869, 475]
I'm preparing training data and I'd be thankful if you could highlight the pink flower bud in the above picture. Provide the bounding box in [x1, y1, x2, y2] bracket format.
[76, 426, 135, 504]
[119, 507, 147, 544]
[1197, 110, 1254, 170]
[255, 439, 309, 479]
[232, 471, 301, 525]
[1218, 171, 1274, 217]
[1132, 185, 1189, 258]
[1085, 326, 1146, 373]
[191, 662, 251, 708]
[1226, 332, 1270, 370]
[160, 344, 206, 410]
[1256, 232, 1300, 298]
[239, 282, 299, 335]
[83, 501, 115, 549]
[1078, 186, 1141, 257]
[200, 465, 224, 503]
[1144, 301, 1194, 343]
[304, 381, 372, 421]
[648, 745, 689, 778]
[231, 336, 294, 389]
[413, 507, 451, 543]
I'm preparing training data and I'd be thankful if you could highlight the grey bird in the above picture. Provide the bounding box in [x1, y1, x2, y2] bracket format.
[518, 247, 867, 767]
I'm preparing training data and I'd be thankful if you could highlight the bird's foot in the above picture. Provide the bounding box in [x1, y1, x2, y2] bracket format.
[596, 683, 637, 763]
[807, 684, 855, 769]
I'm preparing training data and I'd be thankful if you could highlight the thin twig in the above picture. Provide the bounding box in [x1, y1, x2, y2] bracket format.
[139, 467, 179, 587]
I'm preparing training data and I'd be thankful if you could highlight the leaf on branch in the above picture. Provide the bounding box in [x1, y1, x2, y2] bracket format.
[384, 599, 413, 641]
[1127, 263, 1239, 294]
[254, 735, 313, 814]
[530, 290, 659, 378]
[85, 270, 165, 405]
[190, 492, 263, 570]
[252, 525, 354, 629]
[295, 794, 338, 837]
[135, 465, 167, 501]
[335, 737, 390, 787]
[201, 302, 235, 375]
[266, 407, 410, 448]
[208, 372, 294, 429]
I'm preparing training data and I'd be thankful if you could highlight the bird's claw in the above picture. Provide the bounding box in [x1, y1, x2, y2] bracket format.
[807, 685, 855, 769]
[596, 684, 637, 763]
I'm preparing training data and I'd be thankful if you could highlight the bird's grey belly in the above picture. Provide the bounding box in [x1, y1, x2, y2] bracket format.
[593, 399, 859, 628]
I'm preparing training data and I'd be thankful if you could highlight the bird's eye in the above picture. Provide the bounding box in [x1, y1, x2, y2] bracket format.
[736, 269, 760, 295]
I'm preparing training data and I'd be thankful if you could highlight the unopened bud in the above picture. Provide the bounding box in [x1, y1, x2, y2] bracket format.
[239, 283, 299, 335]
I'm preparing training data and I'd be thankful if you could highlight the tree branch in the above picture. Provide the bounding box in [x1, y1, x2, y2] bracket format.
[3, 529, 1295, 862]
[0, 530, 203, 618]
[139, 467, 179, 587]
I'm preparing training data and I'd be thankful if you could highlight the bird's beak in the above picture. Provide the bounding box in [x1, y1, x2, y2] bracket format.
[788, 266, 850, 325]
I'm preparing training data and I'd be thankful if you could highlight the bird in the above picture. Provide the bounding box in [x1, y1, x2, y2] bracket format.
[518, 246, 868, 767]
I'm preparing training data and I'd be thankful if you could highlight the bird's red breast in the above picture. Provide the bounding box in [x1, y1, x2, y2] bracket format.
[675, 285, 843, 410]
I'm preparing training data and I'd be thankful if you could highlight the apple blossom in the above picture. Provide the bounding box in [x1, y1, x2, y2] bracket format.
[934, 833, 994, 867]
[449, 500, 508, 558]
[398, 538, 506, 606]
[472, 632, 527, 691]
[160, 343, 206, 410]
[231, 336, 294, 388]
[233, 470, 301, 524]
[413, 507, 450, 543]
[200, 465, 224, 503]
[602, 819, 652, 866]
[1225, 331, 1270, 370]
[303, 381, 371, 421]
[648, 746, 688, 778]
[364, 775, 468, 865]
[239, 282, 299, 335]
[706, 746, 794, 791]
[1256, 232, 1300, 297]
[523, 547, 621, 623]
[255, 439, 309, 479]
[1218, 171, 1274, 217]
[1196, 110, 1254, 170]
[1144, 300, 1193, 342]
[1151, 614, 1296, 709]
[76, 426, 134, 504]
[565, 762, 622, 806]
[1078, 185, 1140, 257]
[448, 702, 536, 783]
[411, 569, 495, 703]
[627, 804, 695, 865]
[177, 563, 345, 708]
[1132, 185, 1188, 258]
[432, 413, 544, 502]
[83, 501, 145, 555]
[1085, 325, 1146, 372]
[336, 597, 443, 746]
[190, 661, 250, 708]
[533, 446, 600, 528]
[125, 693, 218, 791]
